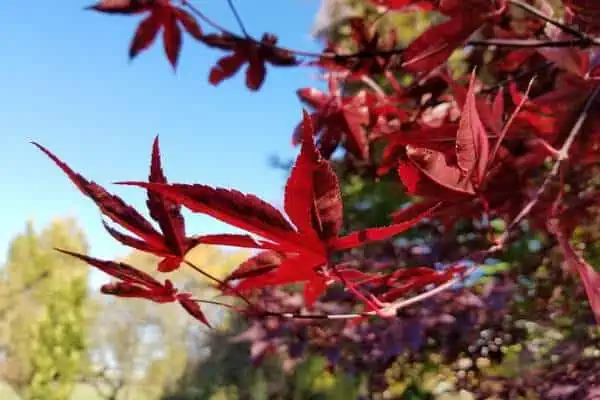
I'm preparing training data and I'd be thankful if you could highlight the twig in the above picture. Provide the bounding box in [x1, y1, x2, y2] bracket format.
[508, 0, 595, 43]
[468, 38, 591, 48]
[498, 86, 600, 244]
[481, 61, 552, 94]
[377, 266, 475, 318]
[184, 259, 254, 308]
[361, 75, 387, 97]
[226, 0, 250, 38]
[180, 0, 237, 37]
[182, 0, 597, 65]
[488, 76, 536, 167]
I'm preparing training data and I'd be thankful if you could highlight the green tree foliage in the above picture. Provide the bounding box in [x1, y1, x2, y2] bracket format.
[0, 218, 89, 399]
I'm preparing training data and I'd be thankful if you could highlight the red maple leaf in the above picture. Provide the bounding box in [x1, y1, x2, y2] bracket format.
[397, 72, 490, 199]
[57, 249, 210, 326]
[33, 137, 254, 272]
[87, 0, 204, 68]
[121, 112, 433, 306]
[295, 75, 370, 160]
[401, 0, 506, 75]
[201, 32, 298, 91]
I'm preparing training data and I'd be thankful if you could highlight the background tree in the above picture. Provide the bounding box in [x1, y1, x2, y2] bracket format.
[84, 245, 248, 400]
[0, 218, 89, 399]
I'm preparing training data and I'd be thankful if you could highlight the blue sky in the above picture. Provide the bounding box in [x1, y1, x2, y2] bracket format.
[0, 1, 325, 271]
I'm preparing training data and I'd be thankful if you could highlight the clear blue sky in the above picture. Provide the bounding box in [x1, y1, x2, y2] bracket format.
[0, 1, 325, 269]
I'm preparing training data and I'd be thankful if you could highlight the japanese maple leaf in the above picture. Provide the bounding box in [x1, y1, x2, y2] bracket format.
[378, 123, 459, 176]
[398, 72, 490, 200]
[57, 249, 210, 326]
[401, 0, 506, 75]
[442, 71, 505, 136]
[87, 0, 204, 68]
[294, 75, 370, 160]
[201, 32, 298, 91]
[508, 75, 599, 145]
[33, 137, 254, 272]
[122, 112, 433, 306]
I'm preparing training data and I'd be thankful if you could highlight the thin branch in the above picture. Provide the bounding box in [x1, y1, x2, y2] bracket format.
[184, 259, 254, 307]
[508, 0, 594, 43]
[361, 75, 387, 97]
[181, 0, 597, 65]
[377, 267, 474, 318]
[488, 76, 536, 167]
[481, 61, 552, 94]
[226, 0, 250, 38]
[468, 38, 591, 48]
[498, 86, 600, 245]
[180, 0, 237, 37]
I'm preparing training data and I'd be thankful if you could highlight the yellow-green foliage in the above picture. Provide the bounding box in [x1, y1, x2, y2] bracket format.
[0, 218, 89, 400]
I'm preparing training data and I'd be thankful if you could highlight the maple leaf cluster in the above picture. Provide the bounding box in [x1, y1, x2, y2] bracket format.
[32, 0, 600, 390]
[35, 111, 456, 327]
[86, 0, 298, 90]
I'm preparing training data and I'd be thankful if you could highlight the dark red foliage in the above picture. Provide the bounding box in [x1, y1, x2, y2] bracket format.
[201, 32, 298, 90]
[564, 0, 600, 34]
[87, 0, 203, 68]
[34, 137, 243, 273]
[118, 113, 438, 306]
[295, 76, 370, 160]
[57, 249, 210, 326]
[315, 17, 400, 77]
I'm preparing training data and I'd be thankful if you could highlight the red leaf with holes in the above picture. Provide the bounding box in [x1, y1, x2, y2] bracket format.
[397, 73, 492, 199]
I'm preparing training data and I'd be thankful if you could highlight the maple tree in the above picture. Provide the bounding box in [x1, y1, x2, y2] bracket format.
[31, 0, 600, 395]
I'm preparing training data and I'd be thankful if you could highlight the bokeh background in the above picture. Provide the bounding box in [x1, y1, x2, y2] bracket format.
[2, 0, 600, 399]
